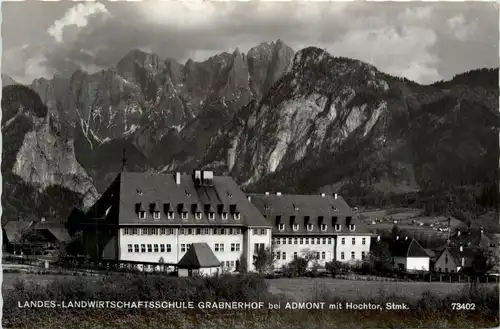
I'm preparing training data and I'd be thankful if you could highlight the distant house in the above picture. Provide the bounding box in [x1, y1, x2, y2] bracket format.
[434, 246, 474, 273]
[391, 237, 430, 272]
[450, 228, 492, 249]
[177, 242, 221, 277]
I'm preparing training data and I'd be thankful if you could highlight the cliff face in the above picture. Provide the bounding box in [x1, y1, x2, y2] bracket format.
[2, 85, 99, 223]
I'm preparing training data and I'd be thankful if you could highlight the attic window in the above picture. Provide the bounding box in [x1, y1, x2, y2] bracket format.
[293, 204, 299, 211]
[278, 224, 285, 231]
[349, 224, 355, 231]
[221, 212, 228, 220]
[208, 212, 215, 220]
[181, 212, 188, 220]
[227, 192, 233, 198]
[320, 224, 327, 232]
[292, 224, 299, 231]
[335, 224, 341, 231]
[153, 211, 160, 220]
[138, 211, 146, 220]
[332, 206, 338, 211]
[167, 211, 175, 220]
[307, 224, 313, 231]
[264, 204, 270, 210]
[234, 212, 241, 220]
[136, 189, 143, 195]
[195, 212, 202, 220]
[185, 191, 191, 197]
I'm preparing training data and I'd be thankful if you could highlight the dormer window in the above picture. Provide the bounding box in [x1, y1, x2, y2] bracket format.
[234, 212, 241, 220]
[320, 224, 327, 232]
[335, 224, 341, 231]
[181, 212, 188, 220]
[293, 204, 299, 211]
[264, 204, 270, 210]
[278, 224, 285, 231]
[138, 211, 146, 219]
[195, 212, 202, 220]
[307, 224, 313, 231]
[153, 211, 160, 220]
[349, 224, 355, 231]
[167, 211, 175, 220]
[292, 224, 299, 231]
[221, 212, 228, 220]
[208, 212, 215, 220]
[332, 206, 338, 211]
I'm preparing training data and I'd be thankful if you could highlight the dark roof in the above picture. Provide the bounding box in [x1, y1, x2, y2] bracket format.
[116, 172, 270, 227]
[32, 221, 71, 243]
[424, 248, 436, 258]
[3, 220, 35, 242]
[249, 193, 372, 235]
[437, 246, 481, 265]
[391, 238, 429, 258]
[450, 229, 491, 248]
[177, 243, 221, 269]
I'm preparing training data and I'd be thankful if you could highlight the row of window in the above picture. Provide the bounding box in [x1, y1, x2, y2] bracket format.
[252, 229, 268, 235]
[272, 237, 366, 245]
[277, 224, 355, 232]
[273, 251, 366, 261]
[122, 227, 243, 236]
[126, 243, 242, 253]
[138, 211, 240, 221]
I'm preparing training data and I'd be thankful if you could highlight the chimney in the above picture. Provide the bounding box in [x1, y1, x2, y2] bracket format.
[459, 246, 463, 252]
[247, 196, 251, 202]
[405, 236, 408, 240]
[320, 193, 326, 197]
[276, 192, 282, 196]
[457, 229, 461, 237]
[396, 236, 400, 240]
[377, 236, 381, 242]
[334, 193, 338, 200]
[265, 192, 270, 196]
[175, 172, 181, 185]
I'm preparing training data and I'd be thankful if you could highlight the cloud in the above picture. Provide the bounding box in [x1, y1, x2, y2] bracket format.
[47, 2, 110, 43]
[446, 15, 478, 41]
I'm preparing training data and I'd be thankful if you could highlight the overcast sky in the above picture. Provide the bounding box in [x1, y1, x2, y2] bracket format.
[2, 1, 498, 85]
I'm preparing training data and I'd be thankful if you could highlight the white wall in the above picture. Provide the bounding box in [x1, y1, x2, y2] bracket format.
[406, 257, 429, 272]
[247, 228, 272, 272]
[118, 227, 245, 272]
[272, 236, 335, 269]
[335, 235, 371, 264]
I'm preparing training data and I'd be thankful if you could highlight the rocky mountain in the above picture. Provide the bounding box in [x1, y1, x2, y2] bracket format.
[2, 74, 18, 87]
[2, 84, 99, 224]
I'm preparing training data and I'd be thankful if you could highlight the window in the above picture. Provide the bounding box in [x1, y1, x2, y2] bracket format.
[299, 238, 304, 244]
[341, 252, 345, 260]
[167, 212, 175, 219]
[235, 243, 240, 252]
[231, 243, 236, 252]
[253, 229, 258, 235]
[362, 238, 366, 245]
[154, 244, 159, 252]
[288, 238, 292, 244]
[260, 229, 266, 235]
[181, 212, 188, 220]
[292, 224, 299, 231]
[195, 228, 201, 235]
[221, 212, 228, 220]
[166, 244, 171, 252]
[220, 244, 225, 252]
[234, 212, 241, 220]
[123, 228, 130, 235]
[147, 244, 152, 252]
[352, 238, 356, 245]
[316, 238, 321, 244]
[335, 224, 341, 231]
[349, 224, 355, 231]
[128, 244, 133, 252]
[361, 251, 366, 260]
[208, 212, 215, 220]
[160, 228, 166, 235]
[220, 228, 226, 235]
[311, 238, 315, 245]
[235, 228, 241, 234]
[321, 252, 326, 260]
[351, 251, 355, 260]
[445, 256, 449, 264]
[153, 211, 160, 219]
[215, 244, 220, 252]
[187, 228, 193, 235]
[195, 212, 202, 220]
[203, 228, 210, 235]
[134, 244, 139, 253]
[141, 244, 146, 253]
[168, 228, 175, 235]
[328, 238, 332, 244]
[320, 224, 327, 231]
[294, 252, 298, 259]
[229, 228, 234, 235]
[307, 224, 313, 231]
[282, 252, 286, 260]
[152, 228, 159, 235]
[132, 228, 138, 235]
[438, 267, 442, 272]
[276, 252, 281, 260]
[322, 238, 326, 244]
[179, 228, 185, 235]
[142, 228, 148, 235]
[305, 238, 309, 244]
[139, 211, 146, 219]
[276, 238, 281, 245]
[277, 224, 285, 231]
[181, 244, 187, 252]
[316, 252, 320, 259]
[294, 238, 298, 245]
[213, 228, 218, 235]
[341, 238, 345, 245]
[160, 244, 165, 252]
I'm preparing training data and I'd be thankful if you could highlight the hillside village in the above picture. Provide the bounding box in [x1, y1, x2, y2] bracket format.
[4, 169, 499, 280]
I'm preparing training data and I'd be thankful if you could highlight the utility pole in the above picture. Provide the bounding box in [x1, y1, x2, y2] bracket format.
[121, 148, 127, 172]
[446, 191, 453, 245]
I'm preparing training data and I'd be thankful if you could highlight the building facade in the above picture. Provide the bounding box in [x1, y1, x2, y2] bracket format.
[249, 192, 373, 270]
[81, 171, 272, 273]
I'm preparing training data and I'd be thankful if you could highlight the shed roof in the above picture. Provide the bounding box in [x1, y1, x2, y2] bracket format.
[177, 243, 221, 269]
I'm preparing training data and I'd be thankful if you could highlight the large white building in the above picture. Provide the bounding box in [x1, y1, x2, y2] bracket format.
[81, 170, 272, 273]
[248, 192, 374, 270]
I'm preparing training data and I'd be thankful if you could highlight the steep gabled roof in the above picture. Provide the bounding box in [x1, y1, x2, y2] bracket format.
[32, 221, 71, 243]
[177, 243, 221, 269]
[391, 238, 429, 258]
[3, 219, 35, 243]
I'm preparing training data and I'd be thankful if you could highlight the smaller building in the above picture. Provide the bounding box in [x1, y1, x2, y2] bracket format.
[391, 237, 430, 272]
[434, 246, 481, 273]
[177, 242, 222, 277]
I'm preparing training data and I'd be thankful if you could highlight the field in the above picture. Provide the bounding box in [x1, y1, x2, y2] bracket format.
[267, 277, 478, 302]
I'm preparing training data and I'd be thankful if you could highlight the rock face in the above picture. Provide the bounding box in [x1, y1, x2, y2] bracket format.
[2, 85, 99, 223]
